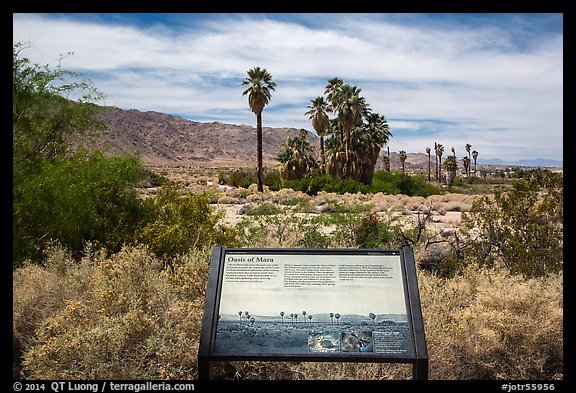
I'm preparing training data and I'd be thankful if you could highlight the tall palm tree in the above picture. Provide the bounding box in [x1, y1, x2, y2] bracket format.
[335, 84, 369, 176]
[241, 66, 276, 192]
[465, 143, 472, 177]
[463, 156, 470, 179]
[436, 143, 444, 183]
[434, 142, 438, 181]
[362, 112, 391, 183]
[280, 311, 285, 325]
[305, 97, 331, 172]
[472, 150, 479, 177]
[302, 310, 307, 325]
[324, 78, 345, 144]
[329, 312, 334, 325]
[335, 313, 341, 324]
[451, 147, 456, 157]
[399, 150, 407, 175]
[425, 146, 431, 181]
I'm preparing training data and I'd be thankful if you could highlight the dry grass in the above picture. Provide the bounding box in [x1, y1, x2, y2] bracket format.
[13, 244, 563, 380]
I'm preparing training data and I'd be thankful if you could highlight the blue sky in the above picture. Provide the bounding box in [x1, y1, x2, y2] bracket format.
[13, 13, 563, 162]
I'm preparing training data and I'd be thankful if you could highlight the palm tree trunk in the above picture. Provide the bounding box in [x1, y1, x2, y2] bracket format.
[427, 154, 431, 181]
[345, 126, 351, 177]
[320, 136, 325, 173]
[256, 112, 263, 192]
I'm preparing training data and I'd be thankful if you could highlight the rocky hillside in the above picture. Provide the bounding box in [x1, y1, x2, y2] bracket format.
[86, 106, 317, 168]
[83, 106, 551, 172]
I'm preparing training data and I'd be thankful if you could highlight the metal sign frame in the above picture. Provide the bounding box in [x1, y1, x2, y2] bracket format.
[198, 246, 428, 380]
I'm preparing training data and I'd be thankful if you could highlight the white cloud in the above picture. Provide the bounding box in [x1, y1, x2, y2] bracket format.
[13, 13, 563, 162]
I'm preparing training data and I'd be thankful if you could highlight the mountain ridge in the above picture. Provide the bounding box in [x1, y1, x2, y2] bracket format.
[83, 106, 562, 169]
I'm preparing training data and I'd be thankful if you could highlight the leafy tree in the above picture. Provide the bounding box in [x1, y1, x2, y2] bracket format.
[13, 43, 104, 169]
[241, 67, 276, 192]
[13, 151, 144, 264]
[12, 43, 147, 265]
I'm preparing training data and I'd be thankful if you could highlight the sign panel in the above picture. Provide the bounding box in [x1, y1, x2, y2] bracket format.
[216, 252, 411, 357]
[198, 247, 428, 379]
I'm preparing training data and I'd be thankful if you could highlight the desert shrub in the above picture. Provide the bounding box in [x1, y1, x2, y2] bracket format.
[135, 181, 238, 258]
[461, 179, 563, 277]
[418, 266, 563, 380]
[354, 213, 408, 249]
[15, 245, 210, 380]
[244, 202, 282, 216]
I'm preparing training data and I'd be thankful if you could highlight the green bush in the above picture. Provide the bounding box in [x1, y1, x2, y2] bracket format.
[13, 151, 144, 265]
[135, 182, 238, 258]
[279, 171, 442, 197]
[461, 179, 563, 277]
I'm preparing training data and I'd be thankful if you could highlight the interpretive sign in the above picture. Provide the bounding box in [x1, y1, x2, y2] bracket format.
[198, 247, 428, 379]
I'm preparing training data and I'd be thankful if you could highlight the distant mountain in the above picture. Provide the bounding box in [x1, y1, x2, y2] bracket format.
[82, 106, 562, 170]
[478, 157, 563, 168]
[81, 106, 317, 168]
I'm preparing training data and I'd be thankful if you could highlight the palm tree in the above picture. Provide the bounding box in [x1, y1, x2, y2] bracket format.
[241, 66, 276, 192]
[238, 311, 242, 323]
[280, 311, 285, 325]
[472, 150, 479, 177]
[425, 146, 431, 181]
[324, 77, 345, 144]
[451, 147, 456, 157]
[362, 112, 391, 183]
[335, 84, 369, 177]
[434, 142, 439, 181]
[398, 150, 407, 175]
[436, 143, 444, 183]
[369, 312, 376, 325]
[302, 310, 307, 325]
[290, 313, 294, 326]
[463, 156, 470, 179]
[308, 314, 313, 324]
[305, 97, 331, 172]
[443, 155, 458, 187]
[335, 313, 341, 324]
[277, 129, 316, 181]
[382, 156, 390, 172]
[329, 312, 334, 325]
[465, 143, 472, 176]
[294, 312, 299, 324]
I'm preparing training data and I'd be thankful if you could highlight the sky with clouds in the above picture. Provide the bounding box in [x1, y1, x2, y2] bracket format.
[13, 13, 563, 162]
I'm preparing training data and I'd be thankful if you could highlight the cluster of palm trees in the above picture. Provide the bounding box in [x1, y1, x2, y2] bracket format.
[242, 67, 392, 190]
[238, 310, 256, 326]
[242, 66, 480, 191]
[279, 311, 315, 326]
[306, 78, 392, 185]
[276, 129, 317, 181]
[424, 143, 479, 186]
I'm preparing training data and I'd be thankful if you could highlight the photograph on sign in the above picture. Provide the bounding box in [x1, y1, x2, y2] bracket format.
[214, 252, 413, 357]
